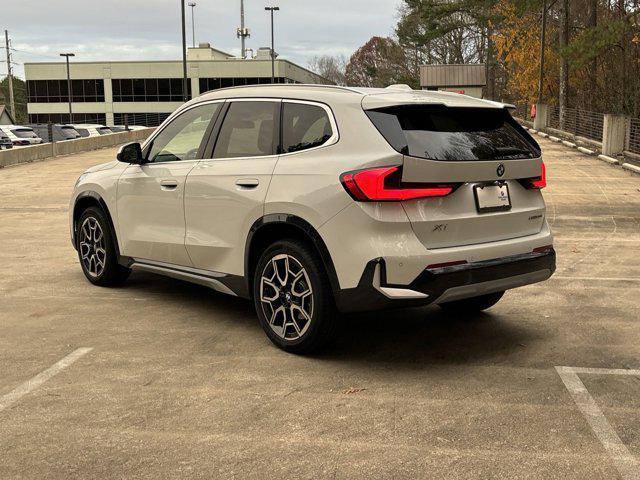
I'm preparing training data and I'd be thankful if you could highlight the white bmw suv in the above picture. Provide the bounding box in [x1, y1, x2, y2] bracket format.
[70, 85, 555, 353]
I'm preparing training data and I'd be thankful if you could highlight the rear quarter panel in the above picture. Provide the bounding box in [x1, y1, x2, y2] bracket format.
[264, 102, 402, 229]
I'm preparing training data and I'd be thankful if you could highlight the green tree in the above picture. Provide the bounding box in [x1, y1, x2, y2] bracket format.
[0, 76, 28, 124]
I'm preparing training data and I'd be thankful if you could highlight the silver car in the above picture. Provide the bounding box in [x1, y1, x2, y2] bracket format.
[70, 85, 555, 353]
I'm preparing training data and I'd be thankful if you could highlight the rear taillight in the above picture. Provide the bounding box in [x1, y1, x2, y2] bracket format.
[340, 166, 456, 202]
[520, 162, 546, 189]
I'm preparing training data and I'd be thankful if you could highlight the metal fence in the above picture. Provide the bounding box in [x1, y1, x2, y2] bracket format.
[626, 117, 640, 155]
[547, 105, 604, 143]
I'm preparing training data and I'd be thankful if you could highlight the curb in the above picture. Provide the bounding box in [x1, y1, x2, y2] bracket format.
[548, 136, 561, 142]
[577, 146, 595, 155]
[598, 154, 619, 165]
[562, 140, 577, 148]
[621, 163, 640, 175]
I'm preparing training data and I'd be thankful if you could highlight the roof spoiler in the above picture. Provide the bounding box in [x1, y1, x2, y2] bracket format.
[482, 99, 516, 109]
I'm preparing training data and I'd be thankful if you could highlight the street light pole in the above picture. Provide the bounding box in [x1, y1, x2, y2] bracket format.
[264, 6, 279, 83]
[188, 2, 197, 48]
[60, 53, 75, 124]
[181, 0, 189, 102]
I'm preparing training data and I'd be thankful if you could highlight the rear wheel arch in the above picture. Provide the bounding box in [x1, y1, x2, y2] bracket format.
[73, 192, 120, 256]
[245, 215, 340, 299]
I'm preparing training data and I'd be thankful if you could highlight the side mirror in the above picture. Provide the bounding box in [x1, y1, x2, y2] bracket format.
[117, 142, 144, 164]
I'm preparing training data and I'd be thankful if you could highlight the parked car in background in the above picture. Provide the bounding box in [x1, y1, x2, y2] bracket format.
[70, 84, 555, 354]
[0, 125, 44, 146]
[71, 124, 113, 138]
[110, 125, 149, 133]
[29, 124, 82, 142]
[0, 130, 13, 149]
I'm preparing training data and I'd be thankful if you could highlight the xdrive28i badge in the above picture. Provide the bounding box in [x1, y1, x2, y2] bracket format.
[496, 163, 505, 177]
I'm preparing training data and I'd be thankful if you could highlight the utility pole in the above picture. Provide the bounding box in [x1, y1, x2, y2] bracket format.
[60, 53, 75, 124]
[4, 30, 15, 121]
[537, 0, 547, 104]
[181, 0, 189, 102]
[237, 0, 250, 58]
[264, 6, 279, 83]
[188, 2, 197, 48]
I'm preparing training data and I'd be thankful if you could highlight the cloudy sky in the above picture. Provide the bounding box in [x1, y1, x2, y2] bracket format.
[2, 0, 403, 78]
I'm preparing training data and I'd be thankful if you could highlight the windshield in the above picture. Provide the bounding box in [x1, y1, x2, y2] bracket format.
[97, 127, 113, 135]
[366, 105, 540, 161]
[12, 128, 38, 139]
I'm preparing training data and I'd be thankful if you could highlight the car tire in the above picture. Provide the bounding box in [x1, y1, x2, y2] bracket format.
[76, 206, 130, 286]
[438, 291, 505, 313]
[253, 239, 338, 354]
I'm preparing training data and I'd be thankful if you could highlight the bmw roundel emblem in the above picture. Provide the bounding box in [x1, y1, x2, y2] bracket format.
[496, 163, 505, 177]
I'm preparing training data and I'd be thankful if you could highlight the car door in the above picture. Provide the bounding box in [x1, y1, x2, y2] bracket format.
[185, 99, 281, 276]
[117, 101, 222, 266]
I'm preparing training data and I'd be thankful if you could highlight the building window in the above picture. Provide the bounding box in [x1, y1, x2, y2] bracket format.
[28, 113, 107, 125]
[112, 78, 192, 102]
[113, 112, 172, 127]
[199, 77, 299, 94]
[27, 79, 105, 103]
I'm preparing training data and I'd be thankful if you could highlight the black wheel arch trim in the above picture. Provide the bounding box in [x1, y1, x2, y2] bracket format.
[72, 191, 121, 258]
[245, 214, 341, 299]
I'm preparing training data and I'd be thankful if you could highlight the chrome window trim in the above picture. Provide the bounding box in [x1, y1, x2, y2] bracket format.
[207, 98, 283, 162]
[140, 99, 226, 152]
[279, 99, 340, 157]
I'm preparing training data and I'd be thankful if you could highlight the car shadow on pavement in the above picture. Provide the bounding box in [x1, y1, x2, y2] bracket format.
[320, 306, 545, 366]
[123, 272, 543, 365]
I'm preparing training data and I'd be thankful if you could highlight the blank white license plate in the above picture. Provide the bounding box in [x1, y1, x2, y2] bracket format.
[474, 183, 511, 213]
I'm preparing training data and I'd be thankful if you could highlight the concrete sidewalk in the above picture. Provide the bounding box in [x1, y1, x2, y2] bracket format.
[0, 138, 638, 479]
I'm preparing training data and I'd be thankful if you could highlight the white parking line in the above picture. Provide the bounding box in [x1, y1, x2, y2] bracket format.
[556, 366, 640, 480]
[0, 348, 93, 413]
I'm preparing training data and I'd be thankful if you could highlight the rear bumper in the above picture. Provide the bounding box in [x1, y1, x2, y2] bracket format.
[335, 249, 556, 313]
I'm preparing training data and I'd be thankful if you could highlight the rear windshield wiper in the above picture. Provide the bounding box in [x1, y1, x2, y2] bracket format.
[484, 146, 533, 158]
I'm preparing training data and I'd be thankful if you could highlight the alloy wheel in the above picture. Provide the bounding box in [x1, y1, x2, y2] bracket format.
[79, 217, 106, 278]
[259, 254, 314, 340]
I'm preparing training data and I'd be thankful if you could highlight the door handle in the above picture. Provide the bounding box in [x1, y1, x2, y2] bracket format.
[235, 178, 259, 188]
[160, 179, 178, 190]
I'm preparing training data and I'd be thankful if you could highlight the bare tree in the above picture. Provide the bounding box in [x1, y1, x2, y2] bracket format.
[308, 55, 347, 86]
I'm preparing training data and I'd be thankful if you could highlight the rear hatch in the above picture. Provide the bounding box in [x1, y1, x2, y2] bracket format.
[364, 98, 545, 249]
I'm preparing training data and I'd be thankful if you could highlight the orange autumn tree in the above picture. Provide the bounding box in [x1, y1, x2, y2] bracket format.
[492, 0, 559, 105]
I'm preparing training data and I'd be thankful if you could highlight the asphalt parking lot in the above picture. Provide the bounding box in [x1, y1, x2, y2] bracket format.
[1, 138, 639, 479]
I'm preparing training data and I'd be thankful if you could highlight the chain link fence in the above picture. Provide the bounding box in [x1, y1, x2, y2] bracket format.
[626, 118, 640, 156]
[547, 105, 604, 143]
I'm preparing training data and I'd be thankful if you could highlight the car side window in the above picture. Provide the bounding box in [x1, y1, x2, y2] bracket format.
[147, 103, 220, 163]
[213, 101, 278, 159]
[282, 102, 333, 153]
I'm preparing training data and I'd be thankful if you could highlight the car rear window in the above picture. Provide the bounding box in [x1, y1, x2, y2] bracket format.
[12, 128, 38, 139]
[365, 105, 540, 161]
